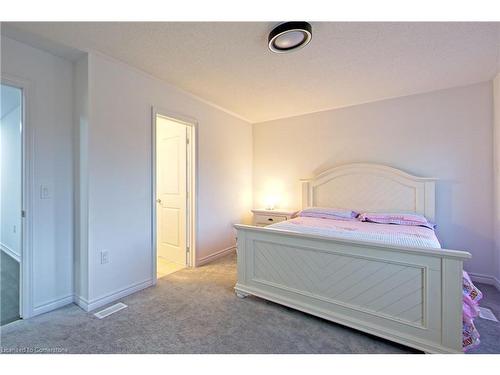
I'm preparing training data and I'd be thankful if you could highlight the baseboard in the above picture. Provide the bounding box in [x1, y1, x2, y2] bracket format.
[469, 272, 500, 291]
[74, 295, 89, 311]
[0, 243, 21, 263]
[75, 279, 153, 312]
[32, 294, 74, 316]
[30, 280, 154, 317]
[195, 246, 236, 267]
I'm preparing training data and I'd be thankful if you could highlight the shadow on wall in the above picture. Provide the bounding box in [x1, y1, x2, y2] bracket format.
[437, 181, 495, 275]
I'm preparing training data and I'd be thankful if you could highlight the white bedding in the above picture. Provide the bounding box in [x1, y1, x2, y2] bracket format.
[268, 216, 442, 249]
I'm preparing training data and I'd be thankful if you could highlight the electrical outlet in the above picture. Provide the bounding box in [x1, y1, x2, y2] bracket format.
[100, 250, 109, 265]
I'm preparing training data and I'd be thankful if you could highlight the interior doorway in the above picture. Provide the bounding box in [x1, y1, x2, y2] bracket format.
[153, 111, 196, 280]
[0, 83, 23, 325]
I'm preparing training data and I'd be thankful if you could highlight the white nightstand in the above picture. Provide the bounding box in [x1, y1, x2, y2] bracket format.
[251, 208, 298, 227]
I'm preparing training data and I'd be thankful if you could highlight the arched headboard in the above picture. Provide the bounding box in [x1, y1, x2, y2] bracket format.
[300, 163, 437, 221]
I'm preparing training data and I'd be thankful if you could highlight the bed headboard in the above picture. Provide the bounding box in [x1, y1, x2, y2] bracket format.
[300, 163, 437, 221]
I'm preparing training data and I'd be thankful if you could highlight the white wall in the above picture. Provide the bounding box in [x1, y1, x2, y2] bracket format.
[77, 52, 252, 309]
[1, 36, 74, 315]
[253, 82, 495, 278]
[0, 86, 22, 260]
[2, 37, 253, 313]
[494, 73, 500, 287]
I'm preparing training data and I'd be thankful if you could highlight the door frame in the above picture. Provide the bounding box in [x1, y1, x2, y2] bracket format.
[151, 107, 198, 283]
[1, 75, 34, 319]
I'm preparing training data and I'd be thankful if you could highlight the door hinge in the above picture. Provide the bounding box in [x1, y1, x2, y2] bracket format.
[21, 210, 26, 218]
[186, 246, 190, 253]
[186, 137, 190, 145]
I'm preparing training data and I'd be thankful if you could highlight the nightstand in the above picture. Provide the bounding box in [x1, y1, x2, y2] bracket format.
[251, 208, 298, 227]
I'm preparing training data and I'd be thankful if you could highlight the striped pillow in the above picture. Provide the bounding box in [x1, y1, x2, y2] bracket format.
[358, 212, 435, 229]
[298, 207, 358, 220]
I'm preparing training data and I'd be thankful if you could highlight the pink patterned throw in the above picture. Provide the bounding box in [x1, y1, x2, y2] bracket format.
[462, 271, 483, 351]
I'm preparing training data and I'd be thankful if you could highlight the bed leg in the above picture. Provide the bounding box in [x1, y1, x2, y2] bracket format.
[235, 290, 249, 299]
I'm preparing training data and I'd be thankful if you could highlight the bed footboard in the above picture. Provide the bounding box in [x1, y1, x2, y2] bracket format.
[234, 224, 471, 354]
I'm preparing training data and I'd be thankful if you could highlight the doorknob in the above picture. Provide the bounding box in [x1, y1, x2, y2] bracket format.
[156, 198, 162, 204]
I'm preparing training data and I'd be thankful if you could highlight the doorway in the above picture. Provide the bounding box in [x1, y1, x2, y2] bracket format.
[0, 83, 23, 325]
[153, 111, 196, 281]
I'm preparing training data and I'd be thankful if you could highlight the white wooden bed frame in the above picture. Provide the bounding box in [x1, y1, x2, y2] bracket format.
[234, 163, 470, 353]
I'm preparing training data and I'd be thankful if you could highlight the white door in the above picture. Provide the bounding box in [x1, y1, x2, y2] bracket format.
[156, 116, 187, 266]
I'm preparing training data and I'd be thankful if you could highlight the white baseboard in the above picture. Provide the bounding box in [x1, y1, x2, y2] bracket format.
[32, 294, 74, 316]
[469, 272, 500, 291]
[196, 246, 236, 267]
[75, 279, 153, 312]
[27, 280, 154, 317]
[74, 295, 89, 310]
[1, 243, 21, 263]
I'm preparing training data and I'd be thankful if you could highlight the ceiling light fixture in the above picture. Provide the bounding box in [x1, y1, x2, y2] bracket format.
[268, 22, 312, 53]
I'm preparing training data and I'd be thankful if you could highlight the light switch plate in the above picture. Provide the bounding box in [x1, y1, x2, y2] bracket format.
[100, 250, 109, 264]
[40, 185, 50, 199]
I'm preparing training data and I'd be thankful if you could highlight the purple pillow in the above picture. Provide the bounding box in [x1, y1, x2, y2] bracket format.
[298, 207, 358, 221]
[358, 212, 435, 229]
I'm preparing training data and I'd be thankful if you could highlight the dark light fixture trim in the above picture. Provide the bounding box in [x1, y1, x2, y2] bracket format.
[268, 21, 312, 53]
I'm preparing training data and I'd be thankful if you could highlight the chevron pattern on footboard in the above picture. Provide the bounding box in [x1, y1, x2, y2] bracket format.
[234, 225, 471, 354]
[254, 240, 426, 326]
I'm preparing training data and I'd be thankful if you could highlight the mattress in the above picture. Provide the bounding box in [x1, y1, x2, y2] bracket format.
[268, 216, 441, 249]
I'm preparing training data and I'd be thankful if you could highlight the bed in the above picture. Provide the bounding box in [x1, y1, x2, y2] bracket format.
[234, 163, 472, 353]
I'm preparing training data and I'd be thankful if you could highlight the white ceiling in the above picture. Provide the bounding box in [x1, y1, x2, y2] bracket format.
[3, 22, 500, 123]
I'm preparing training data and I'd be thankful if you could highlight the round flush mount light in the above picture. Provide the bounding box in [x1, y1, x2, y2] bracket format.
[268, 21, 312, 53]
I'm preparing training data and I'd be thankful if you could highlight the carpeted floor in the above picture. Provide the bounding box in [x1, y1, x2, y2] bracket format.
[0, 252, 498, 354]
[1, 252, 20, 326]
[467, 283, 500, 354]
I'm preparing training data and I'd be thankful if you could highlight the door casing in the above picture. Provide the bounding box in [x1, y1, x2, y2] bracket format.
[151, 107, 197, 283]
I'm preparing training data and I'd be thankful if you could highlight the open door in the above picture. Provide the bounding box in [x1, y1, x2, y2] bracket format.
[156, 116, 188, 266]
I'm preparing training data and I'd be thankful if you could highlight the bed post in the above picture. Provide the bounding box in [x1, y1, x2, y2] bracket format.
[301, 180, 311, 209]
[424, 180, 436, 222]
[441, 258, 464, 352]
[234, 229, 249, 298]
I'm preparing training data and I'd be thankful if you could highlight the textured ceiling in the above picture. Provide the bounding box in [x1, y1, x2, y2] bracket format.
[3, 22, 500, 123]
